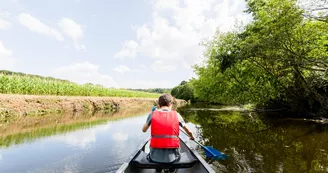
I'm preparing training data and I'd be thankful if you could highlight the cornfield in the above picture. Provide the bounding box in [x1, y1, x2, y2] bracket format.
[0, 74, 160, 98]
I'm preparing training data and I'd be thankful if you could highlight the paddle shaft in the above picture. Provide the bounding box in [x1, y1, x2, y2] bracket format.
[179, 129, 217, 157]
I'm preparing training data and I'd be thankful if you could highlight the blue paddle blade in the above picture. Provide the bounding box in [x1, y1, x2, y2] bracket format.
[204, 146, 228, 160]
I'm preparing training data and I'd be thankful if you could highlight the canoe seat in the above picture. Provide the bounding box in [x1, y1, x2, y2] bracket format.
[132, 151, 198, 169]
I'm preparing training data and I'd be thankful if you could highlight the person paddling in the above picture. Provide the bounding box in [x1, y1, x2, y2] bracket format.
[142, 93, 195, 173]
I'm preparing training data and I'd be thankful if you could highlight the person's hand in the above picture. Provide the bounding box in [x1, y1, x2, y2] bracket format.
[151, 106, 157, 111]
[189, 133, 195, 140]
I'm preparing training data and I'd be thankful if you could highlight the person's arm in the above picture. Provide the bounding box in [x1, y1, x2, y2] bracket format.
[142, 123, 149, 132]
[177, 112, 195, 140]
[182, 125, 195, 140]
[142, 112, 152, 132]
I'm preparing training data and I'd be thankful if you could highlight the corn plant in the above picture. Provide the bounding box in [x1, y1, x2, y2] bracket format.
[0, 74, 160, 98]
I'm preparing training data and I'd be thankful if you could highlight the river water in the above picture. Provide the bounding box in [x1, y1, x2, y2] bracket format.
[0, 105, 327, 173]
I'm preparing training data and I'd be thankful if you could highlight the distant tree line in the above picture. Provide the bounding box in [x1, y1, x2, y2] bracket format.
[127, 88, 172, 94]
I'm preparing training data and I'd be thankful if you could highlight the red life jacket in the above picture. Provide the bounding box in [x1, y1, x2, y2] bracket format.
[150, 110, 180, 148]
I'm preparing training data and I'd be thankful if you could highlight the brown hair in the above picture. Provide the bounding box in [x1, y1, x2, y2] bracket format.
[158, 93, 173, 107]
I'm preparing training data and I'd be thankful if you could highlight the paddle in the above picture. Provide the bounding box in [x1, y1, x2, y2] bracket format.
[180, 129, 228, 160]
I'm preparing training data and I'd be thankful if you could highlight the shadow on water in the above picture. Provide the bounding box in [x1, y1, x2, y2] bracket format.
[177, 105, 328, 173]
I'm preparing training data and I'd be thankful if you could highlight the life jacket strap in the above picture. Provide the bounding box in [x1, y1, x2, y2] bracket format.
[151, 135, 179, 138]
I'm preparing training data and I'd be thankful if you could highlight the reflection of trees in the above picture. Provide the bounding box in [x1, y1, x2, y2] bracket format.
[0, 119, 108, 148]
[179, 108, 328, 173]
[0, 107, 150, 148]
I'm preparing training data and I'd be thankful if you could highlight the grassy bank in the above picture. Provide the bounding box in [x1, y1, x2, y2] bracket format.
[0, 73, 160, 98]
[0, 71, 187, 123]
[0, 94, 187, 123]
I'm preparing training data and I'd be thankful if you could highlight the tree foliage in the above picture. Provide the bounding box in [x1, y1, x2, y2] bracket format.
[192, 0, 328, 117]
[127, 88, 171, 94]
[171, 81, 196, 102]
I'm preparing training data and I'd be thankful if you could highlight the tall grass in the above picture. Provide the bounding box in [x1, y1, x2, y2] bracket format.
[0, 74, 160, 98]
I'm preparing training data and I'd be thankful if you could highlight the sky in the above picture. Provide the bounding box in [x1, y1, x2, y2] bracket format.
[0, 0, 250, 89]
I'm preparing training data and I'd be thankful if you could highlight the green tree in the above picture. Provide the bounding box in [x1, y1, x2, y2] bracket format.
[171, 81, 196, 102]
[192, 0, 328, 117]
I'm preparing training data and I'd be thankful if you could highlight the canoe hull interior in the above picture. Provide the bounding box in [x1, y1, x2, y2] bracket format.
[116, 138, 216, 173]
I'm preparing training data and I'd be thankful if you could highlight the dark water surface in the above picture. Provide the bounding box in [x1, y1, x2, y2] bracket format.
[0, 105, 327, 173]
[177, 104, 328, 173]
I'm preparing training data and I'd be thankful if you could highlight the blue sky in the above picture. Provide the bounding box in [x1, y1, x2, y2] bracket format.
[0, 0, 250, 89]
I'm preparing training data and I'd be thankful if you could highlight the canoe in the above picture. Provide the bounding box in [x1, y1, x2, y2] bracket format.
[116, 137, 216, 173]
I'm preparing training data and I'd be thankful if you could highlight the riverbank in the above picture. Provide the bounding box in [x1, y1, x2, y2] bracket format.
[0, 94, 187, 123]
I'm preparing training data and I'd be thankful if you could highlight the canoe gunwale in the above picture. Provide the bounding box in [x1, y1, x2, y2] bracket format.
[182, 139, 216, 173]
[116, 137, 150, 172]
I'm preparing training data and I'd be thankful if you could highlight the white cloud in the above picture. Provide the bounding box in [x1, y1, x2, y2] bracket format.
[0, 41, 15, 70]
[114, 40, 138, 59]
[0, 41, 12, 57]
[112, 65, 141, 74]
[139, 64, 146, 69]
[0, 19, 11, 29]
[113, 65, 130, 74]
[0, 11, 11, 18]
[53, 61, 118, 88]
[112, 132, 128, 141]
[58, 18, 85, 51]
[151, 59, 177, 72]
[114, 0, 251, 71]
[152, 0, 180, 10]
[58, 18, 83, 41]
[17, 13, 64, 41]
[0, 153, 2, 161]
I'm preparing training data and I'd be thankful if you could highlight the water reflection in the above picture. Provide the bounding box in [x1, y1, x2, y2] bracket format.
[0, 108, 152, 173]
[1, 104, 327, 173]
[52, 129, 97, 149]
[112, 132, 129, 142]
[0, 107, 151, 148]
[178, 105, 328, 173]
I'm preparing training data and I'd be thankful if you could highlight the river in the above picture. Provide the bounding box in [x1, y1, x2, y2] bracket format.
[0, 104, 327, 173]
